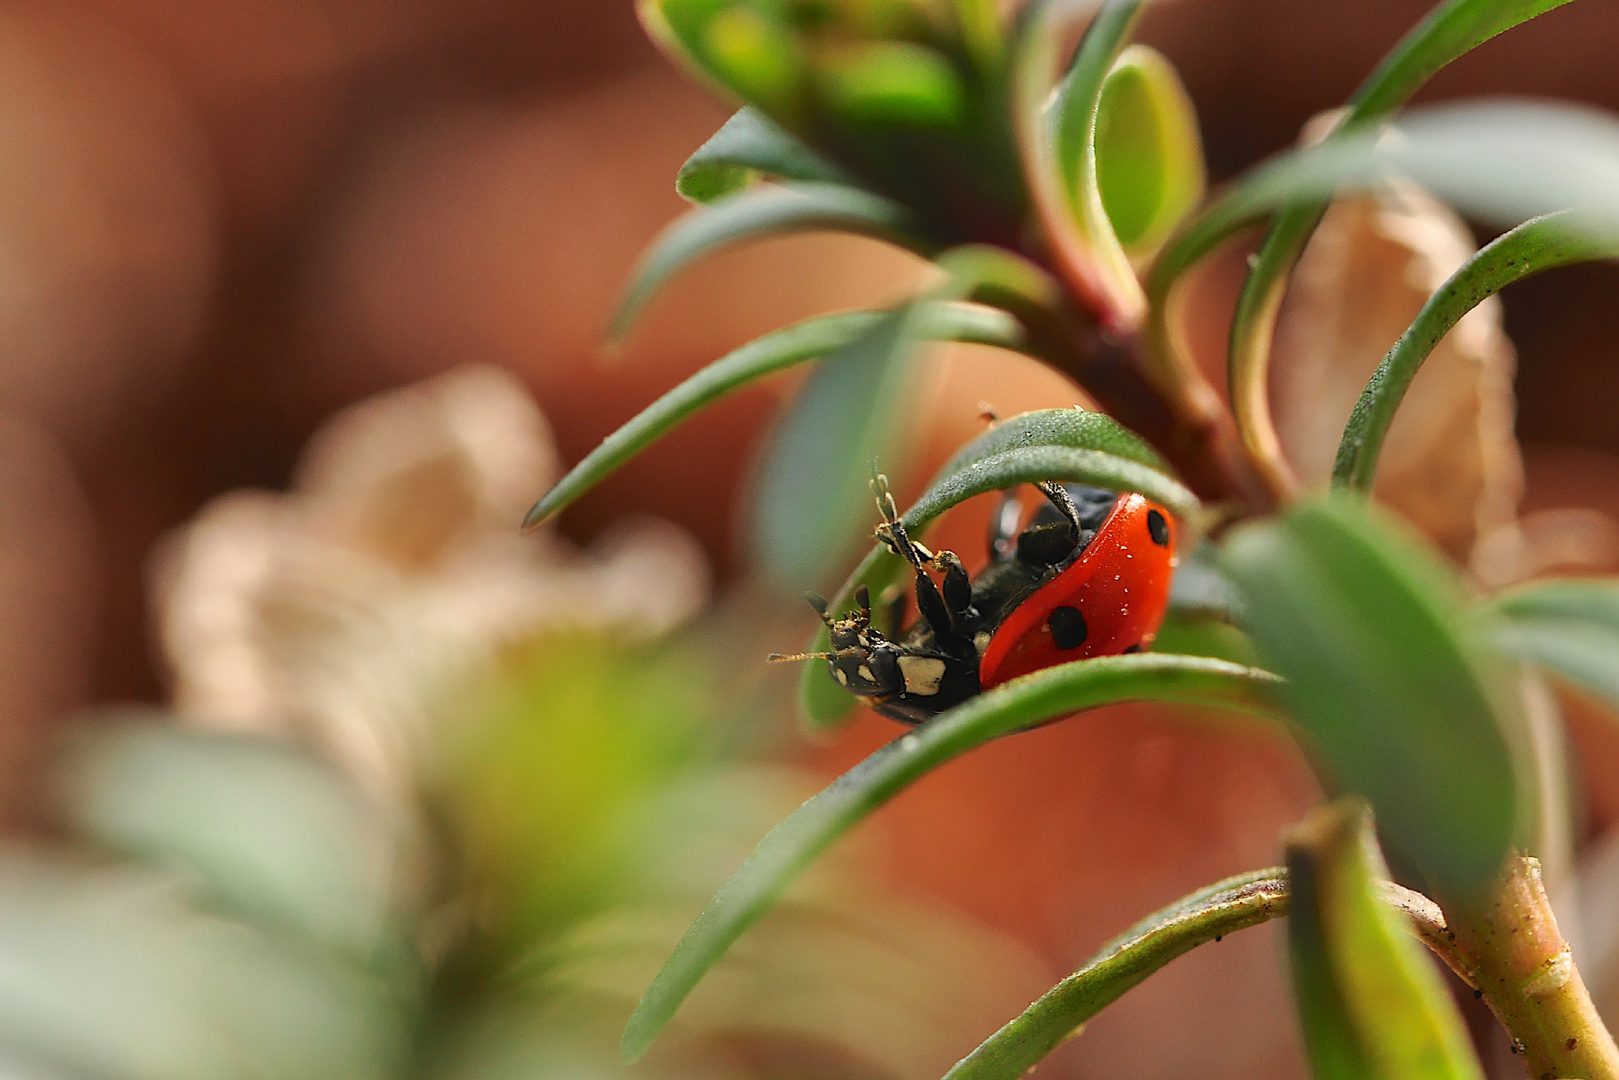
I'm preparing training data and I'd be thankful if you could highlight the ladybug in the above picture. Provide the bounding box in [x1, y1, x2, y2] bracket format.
[774, 475, 1178, 724]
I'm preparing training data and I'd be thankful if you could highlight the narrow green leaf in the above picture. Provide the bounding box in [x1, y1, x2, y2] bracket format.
[1156, 100, 1619, 308]
[1221, 496, 1521, 898]
[1042, 0, 1144, 319]
[676, 107, 857, 204]
[1285, 799, 1485, 1080]
[1335, 212, 1618, 491]
[611, 182, 934, 340]
[1347, 0, 1580, 122]
[1490, 578, 1619, 710]
[1219, 0, 1584, 500]
[798, 407, 1200, 727]
[943, 868, 1289, 1080]
[523, 302, 1021, 529]
[623, 652, 1283, 1062]
[1093, 45, 1205, 260]
[1010, 0, 1145, 329]
[749, 310, 922, 588]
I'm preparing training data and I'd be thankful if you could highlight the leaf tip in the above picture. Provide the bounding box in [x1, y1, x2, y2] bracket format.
[521, 494, 557, 532]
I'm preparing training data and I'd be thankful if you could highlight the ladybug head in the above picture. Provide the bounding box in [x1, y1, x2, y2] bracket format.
[769, 586, 908, 701]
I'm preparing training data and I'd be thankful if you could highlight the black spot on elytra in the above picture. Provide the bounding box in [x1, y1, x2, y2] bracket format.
[1147, 509, 1170, 547]
[1123, 643, 1142, 654]
[1048, 606, 1088, 650]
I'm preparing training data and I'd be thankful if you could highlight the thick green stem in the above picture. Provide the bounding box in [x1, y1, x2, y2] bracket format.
[1443, 858, 1619, 1080]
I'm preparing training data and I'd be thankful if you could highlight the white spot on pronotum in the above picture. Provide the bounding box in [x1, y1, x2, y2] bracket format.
[973, 631, 991, 656]
[858, 664, 876, 683]
[898, 655, 947, 696]
[1525, 949, 1574, 997]
[835, 668, 850, 685]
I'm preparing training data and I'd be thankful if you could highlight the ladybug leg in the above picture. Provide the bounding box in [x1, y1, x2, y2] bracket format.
[870, 472, 975, 661]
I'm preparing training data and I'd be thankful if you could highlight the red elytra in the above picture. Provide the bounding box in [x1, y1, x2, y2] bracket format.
[977, 492, 1178, 689]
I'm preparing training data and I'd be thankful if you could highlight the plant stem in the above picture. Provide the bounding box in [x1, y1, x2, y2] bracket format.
[1442, 857, 1619, 1080]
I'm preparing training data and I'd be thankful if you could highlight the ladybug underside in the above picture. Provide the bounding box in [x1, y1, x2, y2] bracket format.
[807, 479, 1174, 726]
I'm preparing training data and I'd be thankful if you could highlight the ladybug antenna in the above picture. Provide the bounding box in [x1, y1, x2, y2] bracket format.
[768, 651, 835, 663]
[855, 584, 872, 618]
[803, 591, 834, 627]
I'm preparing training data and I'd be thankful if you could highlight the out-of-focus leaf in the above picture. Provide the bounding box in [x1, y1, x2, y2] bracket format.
[623, 652, 1282, 1062]
[0, 852, 407, 1080]
[1093, 45, 1204, 261]
[951, 0, 1005, 76]
[676, 107, 856, 204]
[62, 721, 398, 964]
[749, 310, 921, 589]
[1217, 0, 1581, 499]
[1490, 578, 1619, 711]
[942, 868, 1288, 1080]
[798, 407, 1200, 727]
[1285, 799, 1485, 1080]
[1158, 100, 1619, 304]
[818, 41, 967, 129]
[1011, 0, 1145, 331]
[524, 302, 1022, 529]
[1221, 496, 1521, 899]
[611, 183, 933, 340]
[1335, 212, 1618, 493]
[702, 6, 808, 118]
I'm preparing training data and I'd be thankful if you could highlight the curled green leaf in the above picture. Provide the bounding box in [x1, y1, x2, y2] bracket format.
[799, 407, 1200, 727]
[943, 868, 1290, 1080]
[524, 302, 1022, 530]
[1011, 0, 1145, 331]
[676, 107, 857, 204]
[1489, 577, 1619, 711]
[1286, 798, 1485, 1080]
[1221, 495, 1522, 899]
[611, 182, 934, 341]
[624, 652, 1283, 1062]
[1335, 212, 1618, 492]
[1092, 44, 1205, 262]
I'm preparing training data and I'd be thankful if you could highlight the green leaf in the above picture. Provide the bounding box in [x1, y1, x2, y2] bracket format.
[798, 407, 1200, 727]
[523, 302, 1021, 529]
[1489, 577, 1619, 709]
[622, 652, 1283, 1062]
[1032, 0, 1146, 328]
[1156, 100, 1619, 307]
[1285, 799, 1485, 1080]
[1092, 45, 1205, 260]
[702, 6, 808, 119]
[676, 107, 857, 204]
[0, 851, 408, 1080]
[611, 182, 934, 341]
[942, 868, 1289, 1080]
[1221, 496, 1521, 899]
[62, 720, 399, 964]
[749, 309, 923, 588]
[1335, 212, 1618, 492]
[817, 41, 968, 129]
[1217, 0, 1584, 501]
[1010, 0, 1145, 330]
